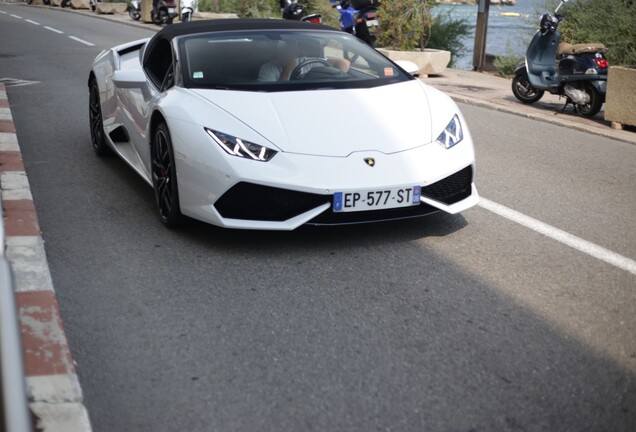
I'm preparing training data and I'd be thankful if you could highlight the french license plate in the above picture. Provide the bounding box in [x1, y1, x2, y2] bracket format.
[168, 7, 175, 13]
[333, 186, 421, 213]
[366, 19, 379, 27]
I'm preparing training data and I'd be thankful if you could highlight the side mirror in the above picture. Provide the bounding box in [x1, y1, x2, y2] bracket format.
[112, 69, 146, 89]
[395, 60, 420, 76]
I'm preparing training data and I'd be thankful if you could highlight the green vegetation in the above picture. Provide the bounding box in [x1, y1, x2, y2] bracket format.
[194, 0, 472, 66]
[426, 11, 471, 67]
[557, 0, 636, 66]
[493, 54, 522, 78]
[376, 0, 435, 51]
[376, 0, 470, 66]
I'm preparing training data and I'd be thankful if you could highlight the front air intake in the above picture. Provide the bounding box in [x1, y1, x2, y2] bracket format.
[421, 165, 473, 205]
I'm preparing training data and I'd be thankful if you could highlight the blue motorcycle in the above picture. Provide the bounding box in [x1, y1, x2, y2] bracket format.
[329, 0, 380, 47]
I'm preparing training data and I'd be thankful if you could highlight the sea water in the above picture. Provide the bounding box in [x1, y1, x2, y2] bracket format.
[433, 0, 555, 69]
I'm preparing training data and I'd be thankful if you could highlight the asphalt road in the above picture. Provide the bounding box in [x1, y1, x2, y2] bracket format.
[2, 4, 636, 431]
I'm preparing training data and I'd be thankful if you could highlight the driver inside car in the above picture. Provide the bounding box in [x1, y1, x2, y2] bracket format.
[258, 40, 350, 82]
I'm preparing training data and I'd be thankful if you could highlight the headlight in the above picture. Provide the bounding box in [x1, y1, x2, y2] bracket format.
[435, 115, 463, 149]
[205, 128, 277, 162]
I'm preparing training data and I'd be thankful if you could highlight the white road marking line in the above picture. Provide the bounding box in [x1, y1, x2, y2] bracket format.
[25, 19, 40, 25]
[479, 198, 636, 276]
[68, 35, 94, 47]
[9, 14, 22, 19]
[0, 11, 7, 14]
[43, 26, 64, 34]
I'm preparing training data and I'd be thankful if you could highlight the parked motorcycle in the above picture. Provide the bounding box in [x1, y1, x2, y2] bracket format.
[511, 0, 608, 117]
[152, 0, 177, 25]
[329, 0, 379, 47]
[128, 0, 141, 20]
[280, 0, 322, 24]
[180, 0, 196, 22]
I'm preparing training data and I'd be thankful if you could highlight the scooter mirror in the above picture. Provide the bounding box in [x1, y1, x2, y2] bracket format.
[555, 0, 568, 13]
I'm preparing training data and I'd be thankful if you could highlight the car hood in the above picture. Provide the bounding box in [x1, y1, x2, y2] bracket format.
[190, 80, 434, 157]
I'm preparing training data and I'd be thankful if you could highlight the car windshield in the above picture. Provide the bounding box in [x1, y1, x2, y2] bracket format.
[179, 29, 412, 92]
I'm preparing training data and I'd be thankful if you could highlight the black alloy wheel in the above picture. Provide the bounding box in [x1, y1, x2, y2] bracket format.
[151, 123, 182, 227]
[576, 82, 603, 117]
[88, 79, 112, 156]
[512, 72, 545, 104]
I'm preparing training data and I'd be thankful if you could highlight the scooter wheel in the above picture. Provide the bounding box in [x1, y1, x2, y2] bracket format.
[512, 73, 544, 104]
[576, 82, 603, 117]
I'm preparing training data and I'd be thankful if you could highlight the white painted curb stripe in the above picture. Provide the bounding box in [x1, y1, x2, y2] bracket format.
[6, 236, 55, 293]
[479, 197, 636, 276]
[68, 36, 95, 47]
[0, 132, 19, 152]
[0, 172, 33, 201]
[30, 401, 92, 432]
[0, 107, 12, 121]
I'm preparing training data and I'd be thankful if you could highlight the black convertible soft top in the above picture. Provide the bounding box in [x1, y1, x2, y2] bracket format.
[155, 18, 336, 41]
[143, 19, 338, 69]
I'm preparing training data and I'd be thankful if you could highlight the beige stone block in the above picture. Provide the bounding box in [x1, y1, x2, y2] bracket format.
[70, 0, 90, 9]
[604, 66, 636, 128]
[95, 2, 128, 13]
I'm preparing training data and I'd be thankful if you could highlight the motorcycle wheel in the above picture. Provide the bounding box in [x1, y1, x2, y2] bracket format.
[512, 72, 544, 104]
[152, 10, 167, 25]
[129, 8, 140, 20]
[576, 83, 603, 117]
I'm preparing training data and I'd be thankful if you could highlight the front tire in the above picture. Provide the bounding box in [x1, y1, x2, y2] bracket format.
[151, 123, 182, 227]
[88, 79, 112, 157]
[576, 82, 603, 117]
[129, 8, 140, 20]
[512, 72, 544, 104]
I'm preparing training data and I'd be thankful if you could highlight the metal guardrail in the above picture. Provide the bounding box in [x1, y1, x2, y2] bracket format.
[0, 194, 32, 432]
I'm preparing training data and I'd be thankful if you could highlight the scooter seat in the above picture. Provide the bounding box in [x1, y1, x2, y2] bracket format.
[558, 42, 608, 56]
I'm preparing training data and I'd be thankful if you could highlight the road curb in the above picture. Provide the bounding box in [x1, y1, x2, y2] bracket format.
[0, 84, 92, 431]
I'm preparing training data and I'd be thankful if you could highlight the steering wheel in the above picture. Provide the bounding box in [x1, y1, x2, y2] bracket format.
[289, 58, 332, 81]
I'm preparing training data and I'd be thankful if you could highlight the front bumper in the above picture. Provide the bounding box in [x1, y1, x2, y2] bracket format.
[215, 165, 476, 227]
[173, 120, 478, 230]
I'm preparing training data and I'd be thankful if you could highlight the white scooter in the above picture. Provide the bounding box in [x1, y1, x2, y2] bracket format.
[180, 0, 196, 22]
